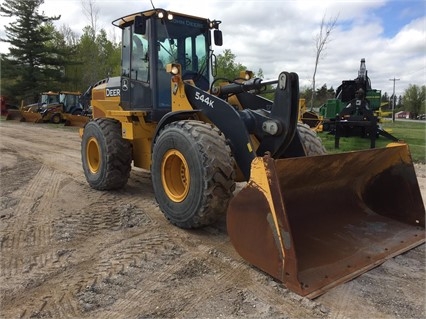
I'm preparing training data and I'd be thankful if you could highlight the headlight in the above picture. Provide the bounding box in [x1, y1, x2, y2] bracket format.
[166, 63, 180, 76]
[171, 65, 179, 75]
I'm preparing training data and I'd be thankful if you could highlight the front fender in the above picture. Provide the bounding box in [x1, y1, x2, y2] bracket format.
[185, 84, 256, 180]
[152, 110, 201, 149]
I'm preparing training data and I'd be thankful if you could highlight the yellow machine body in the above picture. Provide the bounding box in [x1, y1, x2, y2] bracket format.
[64, 113, 90, 127]
[81, 8, 425, 298]
[298, 98, 323, 132]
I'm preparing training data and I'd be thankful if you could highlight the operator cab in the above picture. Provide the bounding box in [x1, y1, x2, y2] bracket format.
[60, 93, 82, 114]
[40, 93, 60, 106]
[114, 9, 222, 121]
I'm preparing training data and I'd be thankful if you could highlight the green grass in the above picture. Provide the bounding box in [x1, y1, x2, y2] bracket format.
[319, 120, 426, 163]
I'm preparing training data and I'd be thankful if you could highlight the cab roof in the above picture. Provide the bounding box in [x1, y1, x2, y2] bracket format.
[112, 8, 210, 28]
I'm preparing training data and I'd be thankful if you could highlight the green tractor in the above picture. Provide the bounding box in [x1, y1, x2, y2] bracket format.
[319, 59, 398, 147]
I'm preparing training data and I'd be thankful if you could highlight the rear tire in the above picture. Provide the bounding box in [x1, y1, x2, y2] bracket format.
[152, 120, 235, 228]
[81, 118, 132, 190]
[297, 122, 327, 155]
[50, 113, 62, 124]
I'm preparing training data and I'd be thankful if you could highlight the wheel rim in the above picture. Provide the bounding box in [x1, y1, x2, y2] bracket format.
[86, 137, 101, 174]
[161, 149, 190, 202]
[52, 114, 61, 124]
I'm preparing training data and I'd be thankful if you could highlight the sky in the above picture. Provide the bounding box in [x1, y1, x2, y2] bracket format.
[0, 0, 425, 97]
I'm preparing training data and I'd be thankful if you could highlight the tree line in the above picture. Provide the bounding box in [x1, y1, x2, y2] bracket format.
[1, 0, 424, 117]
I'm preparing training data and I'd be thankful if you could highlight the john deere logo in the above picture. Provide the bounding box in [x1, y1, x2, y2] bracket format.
[106, 88, 120, 97]
[122, 79, 129, 92]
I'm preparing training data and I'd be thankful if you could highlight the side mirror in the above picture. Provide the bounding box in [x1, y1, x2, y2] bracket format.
[214, 30, 223, 46]
[134, 15, 146, 35]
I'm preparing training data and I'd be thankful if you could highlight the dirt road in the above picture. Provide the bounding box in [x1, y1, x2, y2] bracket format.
[0, 120, 425, 319]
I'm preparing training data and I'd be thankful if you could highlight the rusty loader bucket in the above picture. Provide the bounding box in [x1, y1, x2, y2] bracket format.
[227, 144, 425, 298]
[5, 109, 24, 121]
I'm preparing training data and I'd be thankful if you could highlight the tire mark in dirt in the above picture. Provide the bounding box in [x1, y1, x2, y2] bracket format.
[0, 143, 315, 318]
[72, 204, 236, 318]
[174, 242, 324, 319]
[2, 165, 52, 230]
[0, 123, 83, 181]
[86, 234, 250, 319]
[90, 224, 326, 319]
[323, 283, 355, 319]
[3, 190, 176, 319]
[53, 194, 156, 242]
[0, 166, 63, 279]
[9, 227, 178, 318]
[0, 163, 93, 316]
[26, 293, 80, 319]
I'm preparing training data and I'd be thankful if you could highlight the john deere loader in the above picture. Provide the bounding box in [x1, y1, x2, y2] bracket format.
[80, 8, 425, 298]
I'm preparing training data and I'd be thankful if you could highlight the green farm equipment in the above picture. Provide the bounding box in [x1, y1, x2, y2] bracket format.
[319, 59, 398, 147]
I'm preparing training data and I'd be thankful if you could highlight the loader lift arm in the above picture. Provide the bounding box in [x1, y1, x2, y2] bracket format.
[185, 72, 305, 180]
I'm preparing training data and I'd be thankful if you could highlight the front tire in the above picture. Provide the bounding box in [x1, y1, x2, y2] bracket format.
[297, 122, 327, 155]
[152, 120, 235, 228]
[81, 118, 132, 190]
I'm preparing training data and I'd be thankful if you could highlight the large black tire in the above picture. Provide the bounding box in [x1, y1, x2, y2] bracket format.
[81, 118, 132, 190]
[297, 122, 327, 155]
[152, 120, 236, 228]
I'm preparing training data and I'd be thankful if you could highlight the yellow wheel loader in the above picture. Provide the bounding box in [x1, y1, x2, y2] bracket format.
[80, 9, 425, 298]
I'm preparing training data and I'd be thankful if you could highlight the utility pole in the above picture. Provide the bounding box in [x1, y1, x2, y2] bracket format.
[389, 77, 400, 122]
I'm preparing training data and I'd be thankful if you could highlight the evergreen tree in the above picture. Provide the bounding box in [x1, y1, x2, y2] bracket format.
[381, 92, 390, 109]
[0, 0, 64, 103]
[55, 25, 81, 92]
[396, 95, 403, 109]
[315, 84, 329, 106]
[77, 26, 100, 87]
[75, 27, 121, 91]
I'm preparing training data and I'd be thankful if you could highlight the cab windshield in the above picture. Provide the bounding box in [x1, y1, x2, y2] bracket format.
[40, 94, 60, 105]
[60, 94, 80, 110]
[120, 13, 212, 110]
[156, 16, 210, 88]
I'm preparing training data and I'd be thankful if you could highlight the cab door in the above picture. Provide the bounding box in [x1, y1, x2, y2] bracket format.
[120, 24, 152, 110]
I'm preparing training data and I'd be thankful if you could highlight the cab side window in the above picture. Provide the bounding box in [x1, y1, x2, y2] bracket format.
[122, 27, 131, 77]
[131, 34, 149, 82]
